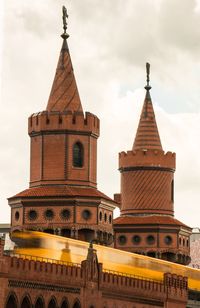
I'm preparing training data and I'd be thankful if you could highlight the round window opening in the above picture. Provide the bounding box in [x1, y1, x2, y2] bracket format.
[45, 209, 54, 220]
[147, 235, 155, 245]
[118, 235, 127, 245]
[82, 209, 91, 220]
[15, 211, 19, 221]
[61, 209, 70, 220]
[165, 235, 173, 245]
[28, 210, 37, 221]
[132, 235, 141, 245]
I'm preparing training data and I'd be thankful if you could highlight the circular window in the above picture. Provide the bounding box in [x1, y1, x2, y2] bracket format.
[61, 209, 70, 220]
[104, 213, 107, 222]
[28, 210, 37, 221]
[118, 235, 127, 245]
[82, 209, 91, 220]
[132, 235, 141, 245]
[15, 211, 19, 221]
[165, 235, 172, 245]
[45, 209, 54, 220]
[146, 235, 155, 245]
[99, 212, 102, 221]
[109, 214, 112, 224]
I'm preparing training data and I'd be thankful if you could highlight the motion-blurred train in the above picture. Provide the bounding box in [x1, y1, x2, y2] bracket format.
[12, 230, 200, 292]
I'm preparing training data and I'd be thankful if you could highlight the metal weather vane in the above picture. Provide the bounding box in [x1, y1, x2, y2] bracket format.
[145, 62, 151, 91]
[61, 5, 69, 39]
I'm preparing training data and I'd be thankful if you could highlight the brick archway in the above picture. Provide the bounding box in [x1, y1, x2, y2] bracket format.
[78, 228, 95, 242]
[72, 299, 81, 308]
[35, 296, 45, 308]
[48, 297, 58, 308]
[21, 295, 32, 308]
[5, 293, 18, 308]
[61, 298, 69, 308]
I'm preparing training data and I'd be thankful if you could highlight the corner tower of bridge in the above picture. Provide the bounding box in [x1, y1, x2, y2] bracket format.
[9, 7, 116, 244]
[114, 63, 191, 265]
[120, 63, 175, 217]
[28, 9, 98, 189]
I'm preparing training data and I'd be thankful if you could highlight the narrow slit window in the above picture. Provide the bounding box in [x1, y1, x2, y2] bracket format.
[171, 180, 174, 203]
[73, 142, 84, 167]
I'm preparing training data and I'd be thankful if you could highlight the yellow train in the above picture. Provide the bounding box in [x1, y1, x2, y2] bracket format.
[12, 230, 200, 291]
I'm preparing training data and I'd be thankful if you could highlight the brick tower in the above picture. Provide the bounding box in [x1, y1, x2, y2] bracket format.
[8, 8, 116, 245]
[114, 63, 191, 264]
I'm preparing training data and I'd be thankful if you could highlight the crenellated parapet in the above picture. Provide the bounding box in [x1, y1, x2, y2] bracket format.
[164, 273, 188, 304]
[28, 110, 100, 137]
[119, 149, 175, 171]
[27, 109, 100, 188]
[9, 256, 83, 286]
[101, 271, 164, 294]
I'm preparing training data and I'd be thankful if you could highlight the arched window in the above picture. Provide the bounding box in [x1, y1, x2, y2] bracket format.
[21, 295, 32, 308]
[5, 294, 18, 308]
[48, 298, 57, 308]
[73, 299, 81, 308]
[61, 299, 69, 308]
[35, 297, 44, 308]
[73, 142, 84, 167]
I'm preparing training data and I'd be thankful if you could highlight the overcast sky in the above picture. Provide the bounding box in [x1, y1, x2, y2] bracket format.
[1, 0, 200, 227]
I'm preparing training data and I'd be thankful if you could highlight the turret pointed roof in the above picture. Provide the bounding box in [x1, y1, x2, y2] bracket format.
[133, 63, 162, 151]
[46, 7, 83, 113]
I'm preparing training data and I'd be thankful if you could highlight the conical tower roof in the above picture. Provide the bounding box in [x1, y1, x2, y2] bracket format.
[133, 63, 162, 151]
[46, 7, 83, 113]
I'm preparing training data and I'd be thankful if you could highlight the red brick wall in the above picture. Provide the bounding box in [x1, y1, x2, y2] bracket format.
[0, 252, 188, 308]
[11, 206, 23, 228]
[29, 111, 99, 188]
[120, 169, 174, 215]
[24, 205, 75, 226]
[67, 134, 90, 183]
[30, 135, 42, 182]
[43, 134, 65, 180]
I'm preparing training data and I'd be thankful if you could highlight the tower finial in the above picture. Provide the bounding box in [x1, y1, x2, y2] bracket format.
[61, 6, 69, 40]
[144, 62, 151, 91]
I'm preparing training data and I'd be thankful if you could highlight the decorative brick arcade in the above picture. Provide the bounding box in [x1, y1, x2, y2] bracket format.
[0, 238, 189, 308]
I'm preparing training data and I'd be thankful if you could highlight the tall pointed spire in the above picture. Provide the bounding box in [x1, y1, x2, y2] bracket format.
[133, 63, 162, 151]
[46, 6, 83, 113]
